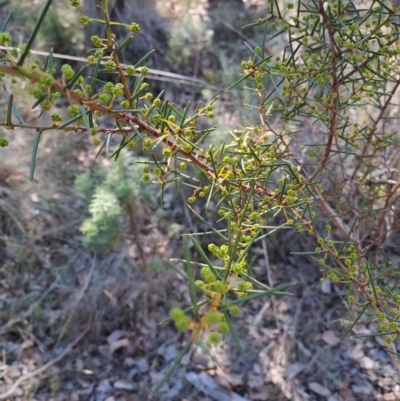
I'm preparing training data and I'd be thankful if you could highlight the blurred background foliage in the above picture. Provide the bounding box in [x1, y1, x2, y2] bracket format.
[0, 0, 273, 255]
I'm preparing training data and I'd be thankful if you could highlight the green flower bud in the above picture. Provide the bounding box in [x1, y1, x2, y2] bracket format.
[128, 140, 137, 149]
[105, 60, 116, 71]
[87, 55, 96, 65]
[50, 113, 63, 122]
[139, 66, 149, 76]
[209, 332, 220, 343]
[61, 64, 75, 80]
[219, 322, 229, 334]
[68, 104, 80, 116]
[205, 311, 222, 324]
[78, 16, 90, 25]
[170, 307, 185, 321]
[98, 93, 110, 105]
[175, 318, 189, 331]
[90, 35, 103, 47]
[0, 32, 12, 46]
[162, 148, 172, 157]
[229, 305, 240, 316]
[128, 23, 141, 33]
[126, 66, 135, 75]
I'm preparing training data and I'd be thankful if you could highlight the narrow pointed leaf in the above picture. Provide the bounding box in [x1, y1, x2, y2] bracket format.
[30, 128, 44, 181]
[68, 65, 89, 89]
[115, 35, 133, 53]
[133, 48, 156, 68]
[6, 92, 12, 126]
[18, 0, 54, 66]
[0, 10, 13, 33]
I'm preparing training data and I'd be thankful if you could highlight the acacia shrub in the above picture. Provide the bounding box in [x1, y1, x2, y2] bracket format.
[1, 0, 400, 391]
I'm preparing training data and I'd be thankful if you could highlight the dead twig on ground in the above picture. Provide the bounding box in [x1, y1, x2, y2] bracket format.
[0, 317, 92, 400]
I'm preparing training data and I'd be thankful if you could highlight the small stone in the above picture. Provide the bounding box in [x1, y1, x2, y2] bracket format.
[359, 356, 375, 370]
[165, 380, 183, 399]
[128, 368, 139, 380]
[69, 393, 80, 401]
[352, 384, 372, 395]
[249, 385, 270, 401]
[370, 348, 389, 363]
[80, 383, 94, 396]
[320, 278, 332, 294]
[124, 357, 135, 367]
[253, 363, 262, 374]
[135, 358, 149, 373]
[163, 344, 178, 362]
[113, 380, 139, 392]
[191, 349, 214, 369]
[348, 345, 364, 360]
[321, 331, 340, 346]
[97, 379, 113, 394]
[248, 373, 264, 388]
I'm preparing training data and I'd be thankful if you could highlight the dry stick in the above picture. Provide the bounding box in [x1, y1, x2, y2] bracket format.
[51, 256, 96, 358]
[0, 46, 223, 91]
[0, 317, 92, 400]
[0, 278, 59, 336]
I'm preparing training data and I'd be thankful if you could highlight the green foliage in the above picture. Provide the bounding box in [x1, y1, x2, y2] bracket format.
[75, 150, 151, 251]
[166, 13, 213, 68]
[2, 0, 400, 393]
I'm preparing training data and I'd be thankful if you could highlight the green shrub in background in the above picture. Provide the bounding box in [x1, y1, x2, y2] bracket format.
[75, 150, 151, 251]
[1, 0, 400, 394]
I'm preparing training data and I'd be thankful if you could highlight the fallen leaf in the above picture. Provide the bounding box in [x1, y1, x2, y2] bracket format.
[113, 380, 139, 392]
[109, 338, 130, 354]
[247, 373, 264, 389]
[249, 385, 270, 401]
[20, 339, 34, 350]
[284, 363, 305, 379]
[308, 382, 331, 397]
[321, 330, 340, 346]
[107, 330, 128, 344]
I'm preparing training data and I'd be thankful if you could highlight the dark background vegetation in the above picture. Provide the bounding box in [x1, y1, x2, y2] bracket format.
[1, 1, 400, 400]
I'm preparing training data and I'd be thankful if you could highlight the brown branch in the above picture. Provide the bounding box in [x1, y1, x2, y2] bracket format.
[309, 0, 340, 179]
